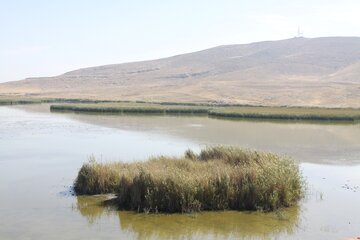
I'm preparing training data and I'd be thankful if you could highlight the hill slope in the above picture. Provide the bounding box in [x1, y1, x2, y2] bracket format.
[1, 37, 360, 107]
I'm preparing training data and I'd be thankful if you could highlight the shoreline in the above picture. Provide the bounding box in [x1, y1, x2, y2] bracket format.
[50, 102, 360, 122]
[1, 97, 360, 122]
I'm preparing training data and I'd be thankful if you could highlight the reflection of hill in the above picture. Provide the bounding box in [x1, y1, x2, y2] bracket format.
[58, 108, 360, 165]
[75, 195, 300, 239]
[13, 104, 360, 165]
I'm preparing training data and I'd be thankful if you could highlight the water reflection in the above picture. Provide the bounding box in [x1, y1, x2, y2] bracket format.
[17, 104, 360, 165]
[76, 195, 118, 225]
[2, 104, 359, 239]
[76, 195, 300, 240]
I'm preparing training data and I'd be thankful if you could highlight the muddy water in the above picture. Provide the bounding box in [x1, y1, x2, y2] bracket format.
[0, 104, 359, 240]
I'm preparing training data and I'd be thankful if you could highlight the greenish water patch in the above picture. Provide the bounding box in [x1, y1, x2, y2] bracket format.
[76, 195, 300, 240]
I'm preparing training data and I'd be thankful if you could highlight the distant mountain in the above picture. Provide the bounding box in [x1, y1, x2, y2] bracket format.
[1, 37, 360, 107]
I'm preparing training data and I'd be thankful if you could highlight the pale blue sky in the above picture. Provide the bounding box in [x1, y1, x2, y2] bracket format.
[1, 0, 360, 82]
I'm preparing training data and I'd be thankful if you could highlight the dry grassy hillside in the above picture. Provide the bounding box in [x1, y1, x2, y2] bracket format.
[1, 37, 360, 107]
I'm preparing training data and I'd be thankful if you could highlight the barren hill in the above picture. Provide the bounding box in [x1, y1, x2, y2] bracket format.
[1, 37, 360, 107]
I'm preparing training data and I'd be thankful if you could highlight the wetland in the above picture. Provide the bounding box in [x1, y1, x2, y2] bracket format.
[0, 104, 359, 239]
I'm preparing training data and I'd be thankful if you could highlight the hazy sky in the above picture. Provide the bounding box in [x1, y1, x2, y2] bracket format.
[1, 0, 360, 82]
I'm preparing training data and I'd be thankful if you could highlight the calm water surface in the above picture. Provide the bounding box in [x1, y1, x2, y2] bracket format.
[0, 104, 359, 240]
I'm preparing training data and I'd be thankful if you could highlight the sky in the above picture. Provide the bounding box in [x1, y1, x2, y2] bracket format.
[1, 0, 360, 82]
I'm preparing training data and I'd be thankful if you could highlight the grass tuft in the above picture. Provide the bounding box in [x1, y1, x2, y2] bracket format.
[74, 146, 305, 213]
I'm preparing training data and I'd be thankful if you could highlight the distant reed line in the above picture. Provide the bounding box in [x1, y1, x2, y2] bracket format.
[50, 103, 360, 121]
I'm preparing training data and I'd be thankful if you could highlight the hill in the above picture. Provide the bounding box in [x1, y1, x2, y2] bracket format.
[1, 37, 360, 107]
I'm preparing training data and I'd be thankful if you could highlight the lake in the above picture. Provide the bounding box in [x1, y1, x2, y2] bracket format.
[0, 104, 359, 239]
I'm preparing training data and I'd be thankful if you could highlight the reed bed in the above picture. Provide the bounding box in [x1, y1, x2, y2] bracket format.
[209, 106, 360, 121]
[3, 96, 359, 121]
[50, 103, 209, 114]
[0, 97, 112, 105]
[51, 102, 360, 121]
[0, 98, 41, 105]
[74, 146, 304, 213]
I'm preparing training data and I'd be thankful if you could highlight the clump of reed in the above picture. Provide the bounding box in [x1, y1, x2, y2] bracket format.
[74, 146, 304, 213]
[208, 106, 360, 121]
[51, 102, 360, 121]
[0, 97, 42, 105]
[50, 103, 209, 114]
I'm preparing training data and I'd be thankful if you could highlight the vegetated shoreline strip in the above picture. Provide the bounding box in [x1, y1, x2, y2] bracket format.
[74, 146, 304, 213]
[0, 97, 115, 105]
[49, 103, 360, 121]
[1, 96, 359, 121]
[50, 103, 209, 114]
[0, 98, 41, 105]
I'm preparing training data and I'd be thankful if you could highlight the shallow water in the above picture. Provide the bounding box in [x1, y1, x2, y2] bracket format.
[0, 104, 359, 240]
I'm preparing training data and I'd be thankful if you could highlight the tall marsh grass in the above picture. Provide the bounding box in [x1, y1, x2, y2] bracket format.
[208, 106, 360, 121]
[0, 98, 41, 105]
[51, 102, 360, 121]
[75, 146, 304, 213]
[50, 103, 209, 114]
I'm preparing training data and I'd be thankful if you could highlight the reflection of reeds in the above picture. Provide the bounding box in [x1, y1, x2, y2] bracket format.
[75, 146, 304, 213]
[51, 102, 360, 121]
[75, 195, 300, 239]
[118, 207, 300, 240]
[75, 195, 117, 224]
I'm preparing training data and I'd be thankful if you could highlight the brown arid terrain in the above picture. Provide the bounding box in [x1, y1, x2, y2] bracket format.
[1, 37, 360, 107]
